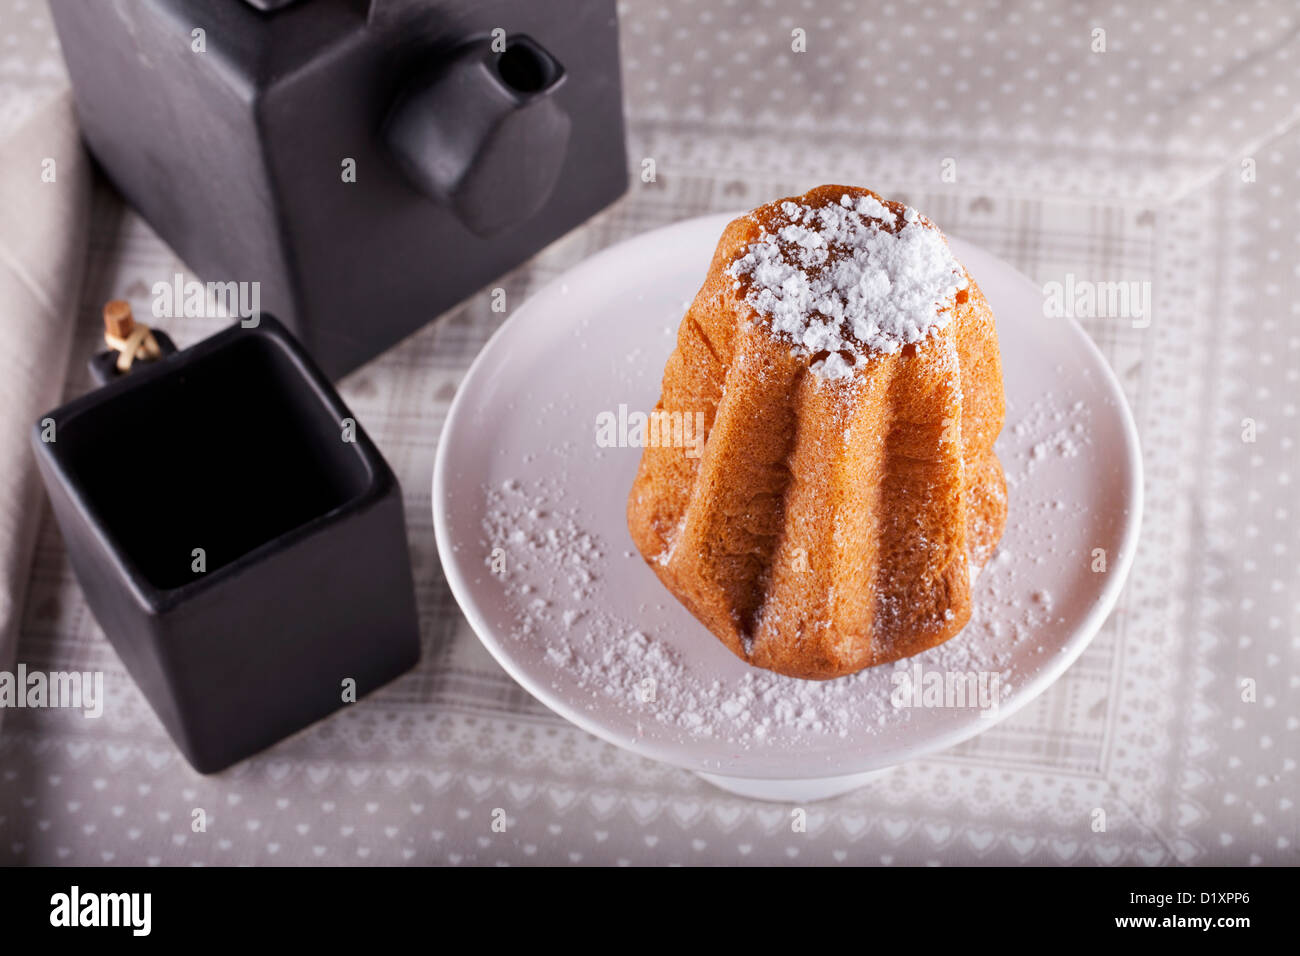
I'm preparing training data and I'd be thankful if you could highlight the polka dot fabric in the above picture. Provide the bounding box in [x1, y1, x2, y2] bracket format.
[621, 0, 1300, 198]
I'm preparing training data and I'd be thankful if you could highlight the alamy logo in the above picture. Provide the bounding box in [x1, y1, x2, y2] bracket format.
[50, 886, 151, 936]
[0, 665, 104, 718]
[890, 662, 1000, 716]
[595, 404, 707, 458]
[1042, 274, 1151, 327]
[152, 273, 260, 327]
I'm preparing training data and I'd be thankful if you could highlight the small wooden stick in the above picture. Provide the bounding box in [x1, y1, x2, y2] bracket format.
[103, 300, 135, 339]
[102, 300, 162, 372]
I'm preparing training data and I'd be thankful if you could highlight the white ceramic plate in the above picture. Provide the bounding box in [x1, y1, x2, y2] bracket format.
[433, 213, 1142, 801]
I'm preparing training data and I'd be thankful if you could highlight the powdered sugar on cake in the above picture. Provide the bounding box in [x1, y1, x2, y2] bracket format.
[728, 193, 968, 378]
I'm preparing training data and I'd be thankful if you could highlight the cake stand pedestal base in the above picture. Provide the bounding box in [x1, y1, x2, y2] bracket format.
[694, 768, 892, 802]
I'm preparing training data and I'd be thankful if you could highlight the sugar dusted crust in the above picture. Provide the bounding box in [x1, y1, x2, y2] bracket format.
[729, 189, 969, 373]
[626, 185, 1007, 680]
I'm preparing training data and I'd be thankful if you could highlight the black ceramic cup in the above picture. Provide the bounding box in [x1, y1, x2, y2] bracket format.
[31, 316, 420, 773]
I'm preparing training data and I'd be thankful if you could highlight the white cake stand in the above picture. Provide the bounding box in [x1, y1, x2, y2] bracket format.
[433, 213, 1142, 802]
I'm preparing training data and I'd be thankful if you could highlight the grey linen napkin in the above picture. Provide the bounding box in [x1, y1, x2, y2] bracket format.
[0, 90, 90, 721]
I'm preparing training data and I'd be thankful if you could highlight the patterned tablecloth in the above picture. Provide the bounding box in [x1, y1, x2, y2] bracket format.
[0, 0, 1296, 865]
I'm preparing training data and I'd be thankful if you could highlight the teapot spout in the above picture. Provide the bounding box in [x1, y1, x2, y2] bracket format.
[384, 34, 571, 238]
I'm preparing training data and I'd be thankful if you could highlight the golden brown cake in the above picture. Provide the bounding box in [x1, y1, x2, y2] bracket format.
[627, 184, 1006, 680]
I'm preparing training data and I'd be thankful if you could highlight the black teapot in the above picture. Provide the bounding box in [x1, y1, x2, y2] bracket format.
[50, 0, 628, 377]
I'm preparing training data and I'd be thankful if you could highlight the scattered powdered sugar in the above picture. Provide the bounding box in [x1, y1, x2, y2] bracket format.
[727, 193, 968, 378]
[1008, 396, 1091, 485]
[481, 478, 1016, 747]
[948, 548, 1064, 654]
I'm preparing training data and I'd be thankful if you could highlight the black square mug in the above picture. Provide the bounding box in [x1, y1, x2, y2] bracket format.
[31, 316, 421, 773]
